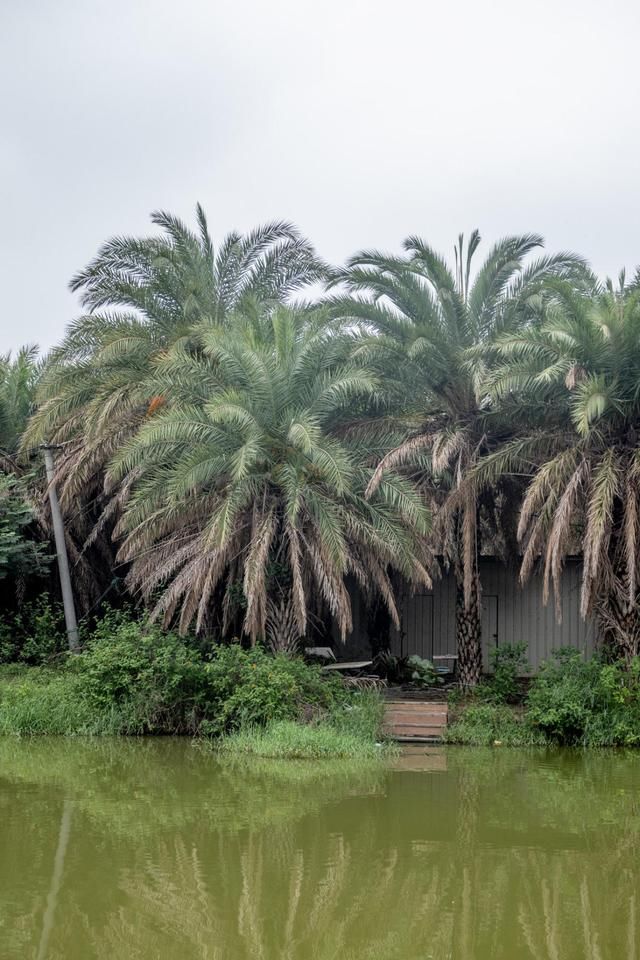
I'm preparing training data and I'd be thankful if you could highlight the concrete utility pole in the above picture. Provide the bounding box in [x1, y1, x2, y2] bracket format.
[41, 444, 80, 653]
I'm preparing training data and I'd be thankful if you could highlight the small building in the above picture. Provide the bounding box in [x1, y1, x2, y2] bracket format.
[340, 558, 598, 672]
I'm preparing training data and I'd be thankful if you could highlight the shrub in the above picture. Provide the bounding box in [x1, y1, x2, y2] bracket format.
[407, 655, 443, 687]
[77, 611, 212, 734]
[444, 703, 546, 746]
[0, 595, 67, 665]
[201, 644, 345, 736]
[480, 642, 528, 704]
[0, 473, 50, 582]
[373, 650, 442, 687]
[527, 650, 640, 746]
[0, 609, 380, 742]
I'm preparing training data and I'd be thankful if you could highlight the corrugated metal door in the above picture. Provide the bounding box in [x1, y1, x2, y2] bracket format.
[481, 595, 499, 671]
[402, 593, 434, 659]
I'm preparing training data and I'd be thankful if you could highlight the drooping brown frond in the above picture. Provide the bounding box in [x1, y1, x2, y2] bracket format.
[543, 459, 589, 617]
[242, 507, 276, 643]
[582, 450, 620, 618]
[624, 452, 640, 606]
[517, 450, 578, 544]
[365, 433, 434, 499]
[432, 428, 469, 475]
[286, 519, 308, 637]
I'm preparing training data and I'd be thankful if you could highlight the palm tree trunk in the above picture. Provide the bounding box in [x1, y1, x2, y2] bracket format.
[265, 594, 301, 656]
[597, 578, 640, 665]
[456, 575, 482, 689]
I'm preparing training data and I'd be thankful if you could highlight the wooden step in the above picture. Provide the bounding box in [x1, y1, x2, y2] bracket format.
[385, 705, 448, 716]
[383, 702, 448, 743]
[385, 698, 446, 705]
[385, 704, 447, 714]
[383, 723, 445, 737]
[385, 717, 446, 730]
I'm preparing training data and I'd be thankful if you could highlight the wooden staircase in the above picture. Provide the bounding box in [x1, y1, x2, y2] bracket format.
[383, 699, 448, 743]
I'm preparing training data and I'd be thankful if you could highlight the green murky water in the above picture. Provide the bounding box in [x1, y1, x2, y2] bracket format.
[0, 739, 638, 959]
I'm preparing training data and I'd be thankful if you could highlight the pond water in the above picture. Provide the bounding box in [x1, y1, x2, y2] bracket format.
[0, 739, 638, 959]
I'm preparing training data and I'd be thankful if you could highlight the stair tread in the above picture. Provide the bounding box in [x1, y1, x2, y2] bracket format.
[391, 729, 443, 734]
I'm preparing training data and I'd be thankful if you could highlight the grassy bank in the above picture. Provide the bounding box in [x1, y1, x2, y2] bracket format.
[444, 651, 640, 747]
[443, 704, 548, 747]
[0, 666, 104, 735]
[0, 611, 389, 760]
[218, 720, 388, 761]
[217, 693, 393, 761]
[0, 664, 389, 760]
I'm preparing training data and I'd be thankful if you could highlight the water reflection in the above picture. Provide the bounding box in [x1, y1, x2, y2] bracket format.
[0, 740, 638, 959]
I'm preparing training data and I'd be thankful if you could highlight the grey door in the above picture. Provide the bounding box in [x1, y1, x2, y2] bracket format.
[481, 595, 499, 671]
[402, 594, 434, 660]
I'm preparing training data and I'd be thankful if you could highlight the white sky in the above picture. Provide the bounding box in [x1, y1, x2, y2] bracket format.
[1, 0, 639, 352]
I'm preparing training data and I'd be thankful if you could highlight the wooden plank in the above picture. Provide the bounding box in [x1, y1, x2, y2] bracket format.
[383, 701, 448, 743]
[385, 707, 447, 717]
[389, 732, 445, 741]
[385, 700, 448, 708]
[383, 723, 446, 736]
[384, 706, 448, 716]
[385, 720, 447, 727]
[385, 701, 448, 710]
[385, 715, 447, 724]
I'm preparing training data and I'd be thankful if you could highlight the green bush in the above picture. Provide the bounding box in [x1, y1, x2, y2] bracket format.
[201, 644, 345, 736]
[0, 473, 50, 582]
[77, 611, 213, 734]
[0, 595, 66, 665]
[480, 642, 528, 704]
[0, 613, 350, 738]
[0, 607, 389, 747]
[373, 651, 442, 687]
[444, 703, 546, 746]
[407, 654, 443, 687]
[527, 650, 640, 746]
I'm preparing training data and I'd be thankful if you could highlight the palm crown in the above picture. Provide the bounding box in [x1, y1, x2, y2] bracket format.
[110, 306, 433, 641]
[0, 345, 41, 468]
[23, 208, 326, 510]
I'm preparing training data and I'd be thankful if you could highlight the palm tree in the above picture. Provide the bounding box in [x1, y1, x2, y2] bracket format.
[0, 344, 41, 468]
[21, 209, 326, 605]
[332, 232, 585, 687]
[0, 347, 51, 591]
[108, 306, 432, 641]
[23, 207, 325, 511]
[477, 274, 640, 661]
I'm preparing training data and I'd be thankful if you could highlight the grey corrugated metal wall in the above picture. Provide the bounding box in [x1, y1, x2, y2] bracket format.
[390, 558, 598, 671]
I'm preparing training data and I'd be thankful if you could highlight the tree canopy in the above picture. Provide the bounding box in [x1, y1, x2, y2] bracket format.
[6, 206, 640, 679]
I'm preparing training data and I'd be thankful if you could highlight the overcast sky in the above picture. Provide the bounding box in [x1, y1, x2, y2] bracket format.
[1, 0, 639, 353]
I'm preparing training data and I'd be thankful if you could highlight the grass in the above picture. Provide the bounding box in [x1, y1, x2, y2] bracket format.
[0, 664, 394, 762]
[217, 691, 395, 761]
[217, 719, 391, 760]
[443, 703, 548, 747]
[0, 665, 132, 736]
